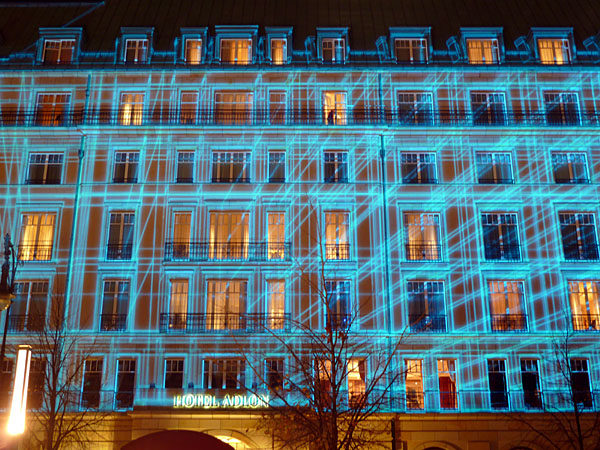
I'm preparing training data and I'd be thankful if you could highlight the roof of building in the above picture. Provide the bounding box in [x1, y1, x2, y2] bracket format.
[0, 0, 599, 57]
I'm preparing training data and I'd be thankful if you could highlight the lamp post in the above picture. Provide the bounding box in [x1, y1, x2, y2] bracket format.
[0, 233, 17, 389]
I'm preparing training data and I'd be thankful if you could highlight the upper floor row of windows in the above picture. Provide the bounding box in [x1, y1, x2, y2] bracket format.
[25, 26, 599, 67]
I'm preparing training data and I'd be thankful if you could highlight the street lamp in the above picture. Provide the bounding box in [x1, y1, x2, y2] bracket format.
[6, 345, 32, 436]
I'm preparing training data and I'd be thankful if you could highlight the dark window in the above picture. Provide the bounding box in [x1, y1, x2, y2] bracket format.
[324, 152, 348, 183]
[407, 281, 446, 332]
[322, 38, 345, 63]
[570, 359, 592, 408]
[266, 358, 284, 390]
[401, 153, 436, 184]
[11, 281, 47, 332]
[325, 280, 350, 329]
[268, 152, 285, 183]
[116, 359, 135, 409]
[203, 360, 245, 389]
[101, 280, 129, 331]
[398, 93, 433, 125]
[545, 92, 580, 125]
[176, 152, 194, 183]
[180, 92, 198, 124]
[559, 213, 599, 261]
[113, 152, 139, 183]
[42, 39, 75, 64]
[521, 359, 542, 409]
[394, 38, 428, 63]
[269, 91, 286, 124]
[107, 212, 134, 260]
[27, 154, 63, 185]
[488, 359, 509, 409]
[476, 153, 513, 184]
[481, 213, 520, 261]
[81, 359, 102, 409]
[471, 92, 506, 126]
[165, 359, 184, 389]
[551, 153, 589, 184]
[28, 359, 46, 409]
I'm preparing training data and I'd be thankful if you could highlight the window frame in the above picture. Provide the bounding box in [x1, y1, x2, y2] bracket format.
[176, 150, 195, 183]
[106, 210, 135, 261]
[123, 38, 149, 64]
[466, 38, 500, 64]
[118, 92, 145, 126]
[550, 152, 589, 184]
[399, 152, 437, 184]
[211, 150, 251, 183]
[18, 212, 57, 262]
[112, 150, 140, 184]
[323, 150, 349, 183]
[42, 38, 76, 65]
[115, 358, 136, 409]
[470, 91, 507, 126]
[267, 150, 286, 183]
[480, 212, 522, 262]
[165, 358, 185, 389]
[475, 152, 514, 184]
[34, 92, 71, 126]
[403, 212, 442, 262]
[26, 152, 64, 185]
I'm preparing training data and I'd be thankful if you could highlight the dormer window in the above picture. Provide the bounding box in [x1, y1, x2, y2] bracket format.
[322, 38, 345, 63]
[185, 38, 202, 64]
[221, 39, 252, 64]
[42, 39, 75, 64]
[271, 39, 287, 65]
[394, 38, 428, 63]
[125, 39, 148, 64]
[538, 38, 571, 64]
[467, 39, 500, 64]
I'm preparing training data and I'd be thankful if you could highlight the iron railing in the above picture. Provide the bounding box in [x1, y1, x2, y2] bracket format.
[106, 243, 133, 260]
[3, 109, 600, 128]
[7, 314, 45, 333]
[405, 243, 442, 261]
[325, 244, 351, 260]
[26, 177, 62, 185]
[483, 243, 521, 262]
[490, 314, 528, 332]
[159, 313, 292, 333]
[572, 314, 600, 332]
[562, 244, 600, 262]
[164, 241, 291, 262]
[325, 313, 352, 330]
[408, 314, 447, 333]
[17, 244, 53, 261]
[100, 314, 127, 332]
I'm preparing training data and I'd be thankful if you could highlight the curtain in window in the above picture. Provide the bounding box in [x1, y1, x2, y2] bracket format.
[267, 280, 285, 329]
[209, 212, 249, 259]
[206, 280, 247, 329]
[267, 212, 285, 259]
[173, 213, 191, 258]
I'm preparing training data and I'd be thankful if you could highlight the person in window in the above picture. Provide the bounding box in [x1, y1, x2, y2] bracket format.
[327, 109, 335, 125]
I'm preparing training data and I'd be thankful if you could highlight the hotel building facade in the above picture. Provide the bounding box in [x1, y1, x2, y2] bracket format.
[0, 1, 600, 448]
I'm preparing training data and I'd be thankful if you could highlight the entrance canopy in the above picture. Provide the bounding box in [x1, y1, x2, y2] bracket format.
[122, 430, 235, 450]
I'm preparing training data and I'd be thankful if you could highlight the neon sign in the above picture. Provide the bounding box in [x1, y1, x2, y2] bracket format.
[173, 393, 270, 409]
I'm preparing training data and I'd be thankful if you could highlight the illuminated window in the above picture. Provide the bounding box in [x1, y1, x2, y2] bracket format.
[81, 359, 102, 409]
[35, 93, 70, 126]
[271, 38, 286, 64]
[176, 152, 194, 183]
[265, 358, 284, 390]
[544, 92, 580, 125]
[203, 359, 245, 389]
[437, 359, 458, 409]
[180, 91, 198, 124]
[568, 281, 600, 332]
[407, 281, 446, 332]
[124, 39, 148, 63]
[267, 280, 285, 330]
[209, 211, 249, 260]
[101, 280, 129, 331]
[487, 359, 509, 409]
[28, 359, 46, 409]
[538, 38, 571, 64]
[324, 280, 350, 329]
[323, 151, 348, 183]
[172, 212, 191, 260]
[268, 151, 285, 183]
[27, 153, 63, 185]
[405, 359, 424, 409]
[467, 39, 499, 64]
[397, 92, 433, 125]
[269, 91, 286, 124]
[220, 39, 252, 64]
[119, 92, 144, 125]
[394, 38, 427, 63]
[559, 213, 599, 261]
[322, 38, 345, 63]
[214, 91, 253, 124]
[185, 38, 202, 64]
[18, 213, 55, 261]
[488, 280, 527, 332]
[521, 359, 542, 409]
[42, 39, 75, 64]
[551, 153, 589, 184]
[267, 212, 286, 260]
[113, 152, 139, 183]
[115, 359, 136, 409]
[107, 212, 134, 260]
[12, 281, 48, 332]
[0, 360, 13, 408]
[325, 211, 350, 260]
[348, 359, 366, 407]
[168, 279, 188, 330]
[404, 213, 441, 261]
[570, 359, 592, 407]
[476, 153, 513, 184]
[323, 91, 346, 125]
[481, 213, 521, 261]
[400, 153, 437, 184]
[165, 359, 184, 389]
[471, 92, 506, 126]
[206, 280, 247, 330]
[316, 359, 332, 402]
[211, 152, 251, 183]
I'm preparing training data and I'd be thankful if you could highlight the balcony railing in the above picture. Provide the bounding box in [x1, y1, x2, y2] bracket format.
[562, 244, 600, 262]
[4, 109, 600, 128]
[106, 243, 133, 260]
[164, 241, 291, 262]
[100, 314, 127, 332]
[326, 313, 352, 330]
[408, 314, 446, 333]
[572, 314, 600, 332]
[554, 176, 590, 184]
[26, 177, 62, 185]
[159, 313, 291, 333]
[405, 243, 442, 261]
[211, 176, 250, 183]
[17, 244, 53, 261]
[112, 176, 138, 184]
[477, 177, 514, 184]
[7, 314, 45, 333]
[490, 314, 528, 332]
[325, 243, 350, 260]
[483, 243, 521, 262]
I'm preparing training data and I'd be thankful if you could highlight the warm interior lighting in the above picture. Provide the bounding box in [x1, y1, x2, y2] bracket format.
[7, 345, 32, 435]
